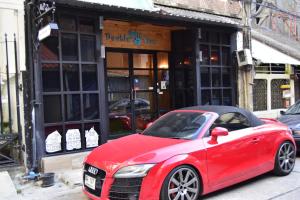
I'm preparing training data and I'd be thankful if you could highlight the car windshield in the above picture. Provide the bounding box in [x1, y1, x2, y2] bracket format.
[143, 112, 208, 139]
[285, 100, 300, 115]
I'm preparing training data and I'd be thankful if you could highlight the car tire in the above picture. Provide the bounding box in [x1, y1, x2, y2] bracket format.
[273, 141, 296, 176]
[160, 165, 201, 200]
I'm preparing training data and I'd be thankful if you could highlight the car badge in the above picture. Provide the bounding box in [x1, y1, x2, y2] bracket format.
[88, 166, 98, 175]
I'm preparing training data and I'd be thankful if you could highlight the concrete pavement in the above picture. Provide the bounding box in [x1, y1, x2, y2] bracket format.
[16, 157, 300, 200]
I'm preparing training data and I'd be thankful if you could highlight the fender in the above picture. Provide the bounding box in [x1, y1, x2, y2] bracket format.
[139, 153, 209, 200]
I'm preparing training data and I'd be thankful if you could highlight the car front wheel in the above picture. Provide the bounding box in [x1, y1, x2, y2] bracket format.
[160, 165, 201, 200]
[273, 141, 296, 176]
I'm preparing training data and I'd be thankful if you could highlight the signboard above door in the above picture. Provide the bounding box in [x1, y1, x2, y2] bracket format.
[103, 20, 171, 51]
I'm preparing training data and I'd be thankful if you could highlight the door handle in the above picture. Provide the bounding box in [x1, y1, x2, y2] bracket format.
[251, 138, 260, 144]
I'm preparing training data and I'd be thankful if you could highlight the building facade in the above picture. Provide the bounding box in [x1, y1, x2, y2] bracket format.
[19, 0, 243, 170]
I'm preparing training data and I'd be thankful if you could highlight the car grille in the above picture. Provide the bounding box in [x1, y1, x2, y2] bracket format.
[109, 178, 143, 200]
[83, 163, 106, 197]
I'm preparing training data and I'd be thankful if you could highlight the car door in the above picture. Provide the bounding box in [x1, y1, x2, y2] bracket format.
[203, 112, 261, 190]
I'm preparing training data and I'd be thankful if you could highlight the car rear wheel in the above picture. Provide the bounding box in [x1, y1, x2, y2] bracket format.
[273, 141, 296, 176]
[160, 165, 201, 200]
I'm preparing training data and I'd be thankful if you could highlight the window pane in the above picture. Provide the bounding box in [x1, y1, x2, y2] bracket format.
[157, 52, 169, 69]
[60, 15, 77, 31]
[79, 18, 95, 33]
[223, 89, 233, 106]
[133, 70, 154, 90]
[222, 68, 231, 87]
[65, 94, 81, 121]
[83, 94, 99, 120]
[210, 32, 219, 44]
[212, 89, 222, 105]
[221, 33, 231, 45]
[253, 79, 267, 111]
[212, 68, 221, 87]
[133, 54, 153, 69]
[200, 45, 209, 65]
[44, 95, 62, 123]
[211, 46, 220, 65]
[82, 65, 98, 91]
[62, 34, 78, 61]
[222, 47, 231, 66]
[271, 79, 289, 109]
[201, 90, 211, 105]
[81, 35, 96, 62]
[201, 67, 210, 87]
[108, 93, 131, 114]
[63, 64, 79, 91]
[107, 52, 129, 68]
[107, 69, 130, 92]
[42, 64, 60, 92]
[40, 36, 58, 61]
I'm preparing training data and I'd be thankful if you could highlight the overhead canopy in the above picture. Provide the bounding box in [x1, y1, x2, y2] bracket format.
[76, 0, 155, 11]
[252, 39, 300, 65]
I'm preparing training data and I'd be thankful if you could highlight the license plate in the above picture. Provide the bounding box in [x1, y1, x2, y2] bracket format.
[84, 174, 96, 190]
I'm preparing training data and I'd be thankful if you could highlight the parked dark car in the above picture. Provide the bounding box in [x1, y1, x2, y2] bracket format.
[278, 100, 300, 152]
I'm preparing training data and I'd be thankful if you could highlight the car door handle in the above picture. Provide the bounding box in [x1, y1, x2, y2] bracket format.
[251, 138, 260, 144]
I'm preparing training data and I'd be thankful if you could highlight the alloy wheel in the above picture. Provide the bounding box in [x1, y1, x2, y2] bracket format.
[167, 168, 199, 200]
[278, 142, 296, 173]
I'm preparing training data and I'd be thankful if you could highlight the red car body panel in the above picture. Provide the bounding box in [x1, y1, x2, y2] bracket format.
[83, 110, 295, 200]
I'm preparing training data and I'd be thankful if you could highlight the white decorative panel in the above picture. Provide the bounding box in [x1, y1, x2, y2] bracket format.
[85, 127, 99, 148]
[45, 130, 62, 153]
[66, 129, 81, 150]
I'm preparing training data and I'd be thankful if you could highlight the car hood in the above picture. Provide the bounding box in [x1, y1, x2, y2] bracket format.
[85, 134, 190, 175]
[278, 115, 300, 130]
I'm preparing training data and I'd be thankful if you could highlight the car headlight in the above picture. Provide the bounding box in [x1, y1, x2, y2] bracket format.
[114, 164, 155, 178]
[293, 130, 300, 137]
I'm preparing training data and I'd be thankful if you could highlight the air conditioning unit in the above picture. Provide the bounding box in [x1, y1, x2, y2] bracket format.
[236, 49, 253, 67]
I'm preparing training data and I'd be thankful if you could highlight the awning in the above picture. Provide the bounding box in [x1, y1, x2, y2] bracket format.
[252, 39, 300, 65]
[72, 0, 155, 11]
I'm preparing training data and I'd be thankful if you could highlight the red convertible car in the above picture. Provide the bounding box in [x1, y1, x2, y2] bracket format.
[83, 106, 296, 200]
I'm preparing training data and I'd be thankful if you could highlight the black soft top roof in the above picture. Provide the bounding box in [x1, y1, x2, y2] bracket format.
[180, 105, 264, 127]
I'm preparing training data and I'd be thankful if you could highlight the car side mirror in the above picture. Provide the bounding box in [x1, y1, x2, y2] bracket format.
[280, 110, 286, 115]
[209, 127, 229, 144]
[146, 122, 153, 129]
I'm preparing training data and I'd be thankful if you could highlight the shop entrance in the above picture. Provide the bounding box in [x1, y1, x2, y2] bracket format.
[106, 50, 170, 138]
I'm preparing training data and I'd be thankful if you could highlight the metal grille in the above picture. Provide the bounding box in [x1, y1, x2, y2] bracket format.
[109, 178, 143, 200]
[253, 79, 267, 111]
[83, 163, 106, 197]
[271, 79, 289, 109]
[0, 34, 21, 167]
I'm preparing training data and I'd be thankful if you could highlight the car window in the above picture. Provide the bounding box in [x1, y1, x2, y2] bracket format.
[212, 112, 251, 132]
[285, 100, 300, 115]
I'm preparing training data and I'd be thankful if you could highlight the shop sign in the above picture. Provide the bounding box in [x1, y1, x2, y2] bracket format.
[45, 130, 62, 153]
[85, 127, 99, 148]
[103, 20, 171, 51]
[66, 129, 81, 150]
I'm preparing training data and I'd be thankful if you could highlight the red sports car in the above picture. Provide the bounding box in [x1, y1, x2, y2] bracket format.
[83, 106, 296, 200]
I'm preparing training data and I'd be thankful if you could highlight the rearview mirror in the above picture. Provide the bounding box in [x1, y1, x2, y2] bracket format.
[280, 110, 286, 115]
[209, 127, 229, 144]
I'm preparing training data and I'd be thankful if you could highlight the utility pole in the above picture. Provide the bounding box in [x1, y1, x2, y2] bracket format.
[240, 0, 254, 111]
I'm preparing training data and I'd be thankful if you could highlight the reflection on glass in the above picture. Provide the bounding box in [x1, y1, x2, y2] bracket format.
[65, 94, 81, 121]
[133, 70, 154, 90]
[201, 90, 211, 105]
[63, 64, 79, 91]
[44, 95, 62, 123]
[82, 65, 98, 91]
[201, 67, 210, 87]
[107, 70, 130, 92]
[157, 52, 169, 69]
[62, 34, 78, 61]
[40, 36, 58, 61]
[81, 35, 96, 61]
[212, 90, 222, 105]
[212, 68, 221, 87]
[107, 52, 128, 68]
[83, 94, 99, 120]
[211, 46, 220, 65]
[223, 89, 232, 105]
[108, 93, 131, 114]
[133, 54, 153, 69]
[222, 68, 231, 87]
[42, 64, 60, 92]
